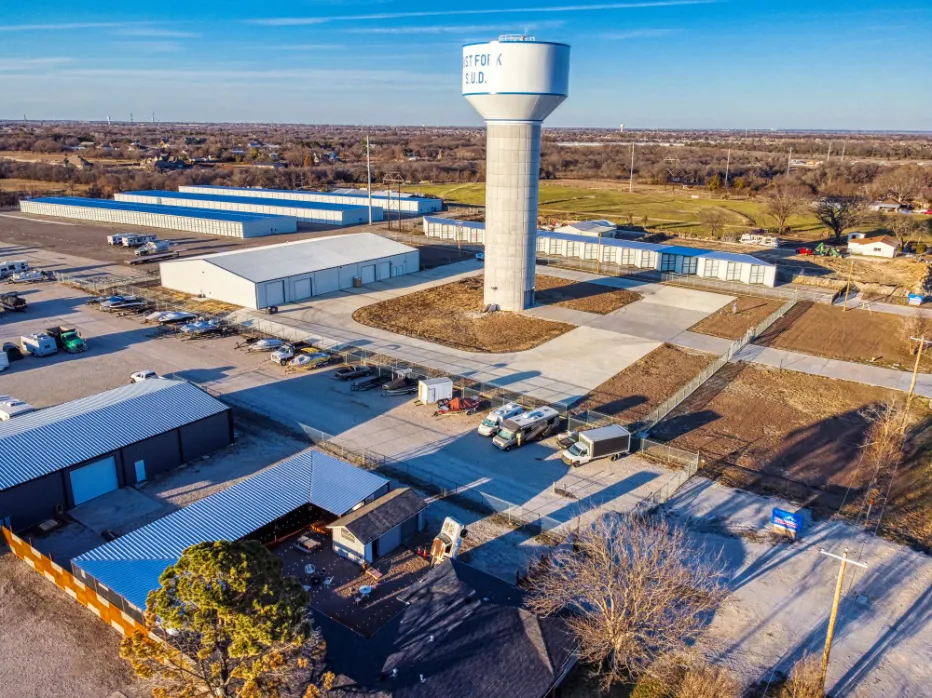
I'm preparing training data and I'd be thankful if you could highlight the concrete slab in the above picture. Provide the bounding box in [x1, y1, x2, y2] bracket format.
[520, 304, 599, 325]
[68, 488, 170, 536]
[670, 330, 734, 354]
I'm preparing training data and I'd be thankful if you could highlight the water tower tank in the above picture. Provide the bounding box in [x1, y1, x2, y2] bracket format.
[463, 37, 571, 311]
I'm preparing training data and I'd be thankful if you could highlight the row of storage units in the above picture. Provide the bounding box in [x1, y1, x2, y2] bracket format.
[114, 190, 379, 225]
[422, 216, 777, 287]
[20, 197, 296, 238]
[179, 184, 444, 215]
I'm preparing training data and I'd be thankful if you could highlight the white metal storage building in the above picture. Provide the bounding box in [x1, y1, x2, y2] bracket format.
[20, 197, 296, 238]
[423, 217, 777, 287]
[160, 232, 420, 309]
[115, 190, 379, 225]
[178, 185, 443, 215]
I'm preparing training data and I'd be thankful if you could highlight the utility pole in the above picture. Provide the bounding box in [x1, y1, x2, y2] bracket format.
[724, 149, 731, 189]
[628, 143, 635, 193]
[841, 137, 848, 163]
[819, 548, 868, 693]
[365, 134, 373, 226]
[904, 336, 932, 426]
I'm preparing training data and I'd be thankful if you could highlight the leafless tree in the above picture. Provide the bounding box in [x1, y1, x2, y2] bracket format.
[764, 182, 809, 233]
[887, 215, 928, 251]
[902, 312, 932, 355]
[675, 662, 741, 698]
[777, 654, 823, 698]
[815, 196, 863, 243]
[699, 208, 729, 237]
[860, 399, 908, 476]
[525, 513, 727, 689]
[874, 165, 929, 204]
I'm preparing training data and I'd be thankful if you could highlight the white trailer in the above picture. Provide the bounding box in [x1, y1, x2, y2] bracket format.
[418, 377, 454, 405]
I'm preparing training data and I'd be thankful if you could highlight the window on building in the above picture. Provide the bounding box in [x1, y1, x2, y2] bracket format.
[549, 238, 560, 255]
[620, 248, 635, 266]
[749, 265, 765, 284]
[704, 260, 720, 277]
[566, 242, 579, 258]
[726, 262, 740, 281]
[660, 254, 677, 272]
[642, 251, 656, 268]
[584, 244, 598, 260]
[682, 257, 698, 275]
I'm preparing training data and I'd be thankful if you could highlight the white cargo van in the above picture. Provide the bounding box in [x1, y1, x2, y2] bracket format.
[477, 402, 524, 437]
[492, 407, 562, 451]
[21, 333, 58, 357]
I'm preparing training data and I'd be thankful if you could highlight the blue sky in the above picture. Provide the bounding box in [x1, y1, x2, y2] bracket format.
[1, 1, 929, 129]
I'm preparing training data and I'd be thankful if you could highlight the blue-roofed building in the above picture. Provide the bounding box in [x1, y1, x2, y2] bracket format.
[19, 197, 297, 237]
[71, 449, 389, 617]
[115, 190, 382, 225]
[0, 380, 232, 531]
[179, 184, 443, 215]
[423, 216, 777, 287]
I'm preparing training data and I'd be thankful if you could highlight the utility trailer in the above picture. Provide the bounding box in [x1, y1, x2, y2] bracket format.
[560, 424, 631, 467]
[127, 250, 179, 265]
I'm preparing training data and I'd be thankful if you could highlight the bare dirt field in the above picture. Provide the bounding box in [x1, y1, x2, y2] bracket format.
[758, 301, 932, 372]
[353, 276, 574, 352]
[651, 363, 919, 518]
[577, 344, 716, 423]
[0, 554, 150, 698]
[689, 295, 785, 340]
[535, 274, 640, 314]
[778, 252, 929, 289]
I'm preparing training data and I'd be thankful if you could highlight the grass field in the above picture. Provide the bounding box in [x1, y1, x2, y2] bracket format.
[415, 180, 824, 237]
[0, 178, 87, 193]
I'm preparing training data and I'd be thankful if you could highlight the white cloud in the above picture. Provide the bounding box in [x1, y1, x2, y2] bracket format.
[278, 44, 348, 50]
[251, 1, 720, 26]
[0, 57, 73, 71]
[110, 41, 185, 54]
[0, 21, 149, 32]
[112, 28, 201, 38]
[349, 21, 565, 35]
[602, 28, 680, 38]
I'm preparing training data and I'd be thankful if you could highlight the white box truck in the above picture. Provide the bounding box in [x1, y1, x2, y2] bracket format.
[418, 377, 454, 405]
[561, 424, 631, 467]
[492, 407, 562, 451]
[21, 333, 58, 357]
[477, 402, 524, 437]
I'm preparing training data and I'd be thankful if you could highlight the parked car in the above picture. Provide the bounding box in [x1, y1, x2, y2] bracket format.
[130, 370, 160, 383]
[334, 364, 373, 381]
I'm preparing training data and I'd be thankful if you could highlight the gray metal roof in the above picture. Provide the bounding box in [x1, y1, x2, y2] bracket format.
[26, 197, 291, 223]
[162, 232, 416, 283]
[0, 380, 229, 491]
[72, 449, 388, 609]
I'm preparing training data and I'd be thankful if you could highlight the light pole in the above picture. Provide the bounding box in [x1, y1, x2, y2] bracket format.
[818, 548, 868, 692]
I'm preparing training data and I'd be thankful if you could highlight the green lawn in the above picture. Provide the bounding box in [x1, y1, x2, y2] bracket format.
[415, 181, 823, 238]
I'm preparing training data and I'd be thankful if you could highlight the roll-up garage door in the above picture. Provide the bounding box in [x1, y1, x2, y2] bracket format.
[378, 261, 390, 280]
[70, 456, 118, 506]
[294, 278, 312, 301]
[361, 265, 376, 284]
[265, 281, 285, 307]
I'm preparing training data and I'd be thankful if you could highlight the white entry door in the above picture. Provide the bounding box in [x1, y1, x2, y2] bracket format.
[70, 456, 118, 506]
[360, 265, 376, 284]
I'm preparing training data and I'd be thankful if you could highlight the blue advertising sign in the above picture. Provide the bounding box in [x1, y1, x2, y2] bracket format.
[907, 293, 924, 307]
[772, 508, 803, 538]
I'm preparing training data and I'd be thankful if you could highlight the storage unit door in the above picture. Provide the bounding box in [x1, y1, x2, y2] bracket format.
[377, 524, 403, 558]
[360, 264, 376, 284]
[378, 261, 390, 279]
[265, 281, 285, 307]
[293, 277, 312, 301]
[400, 513, 419, 540]
[69, 456, 118, 506]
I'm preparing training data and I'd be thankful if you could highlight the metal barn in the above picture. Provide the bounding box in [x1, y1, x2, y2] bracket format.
[115, 190, 377, 225]
[19, 197, 296, 237]
[178, 184, 443, 215]
[0, 380, 232, 531]
[159, 232, 420, 309]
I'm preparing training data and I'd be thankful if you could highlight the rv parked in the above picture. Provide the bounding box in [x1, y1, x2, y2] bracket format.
[121, 234, 158, 247]
[0, 260, 29, 279]
[107, 234, 128, 245]
[477, 402, 524, 437]
[561, 424, 631, 467]
[492, 407, 562, 451]
[21, 333, 58, 357]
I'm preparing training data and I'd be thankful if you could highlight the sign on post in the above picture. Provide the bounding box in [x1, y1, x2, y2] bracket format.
[772, 508, 803, 539]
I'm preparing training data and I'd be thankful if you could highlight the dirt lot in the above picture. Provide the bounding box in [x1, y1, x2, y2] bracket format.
[353, 276, 574, 352]
[689, 295, 785, 340]
[778, 252, 929, 289]
[577, 344, 716, 423]
[535, 274, 640, 314]
[0, 554, 150, 698]
[758, 301, 932, 371]
[652, 363, 909, 511]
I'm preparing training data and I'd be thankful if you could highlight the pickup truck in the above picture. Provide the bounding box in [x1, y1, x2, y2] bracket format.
[45, 326, 87, 353]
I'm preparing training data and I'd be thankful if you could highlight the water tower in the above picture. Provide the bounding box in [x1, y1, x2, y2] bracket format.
[463, 36, 570, 311]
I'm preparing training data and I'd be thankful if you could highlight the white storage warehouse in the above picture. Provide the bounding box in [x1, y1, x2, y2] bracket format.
[178, 185, 443, 215]
[20, 197, 296, 238]
[115, 190, 380, 225]
[160, 232, 420, 309]
[423, 217, 777, 287]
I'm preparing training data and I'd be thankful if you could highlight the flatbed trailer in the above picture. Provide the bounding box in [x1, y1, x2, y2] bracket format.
[126, 250, 179, 265]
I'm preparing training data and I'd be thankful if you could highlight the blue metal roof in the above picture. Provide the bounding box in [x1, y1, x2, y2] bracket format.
[186, 184, 426, 203]
[123, 191, 368, 213]
[424, 217, 774, 267]
[72, 449, 389, 609]
[27, 197, 294, 223]
[0, 380, 229, 491]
